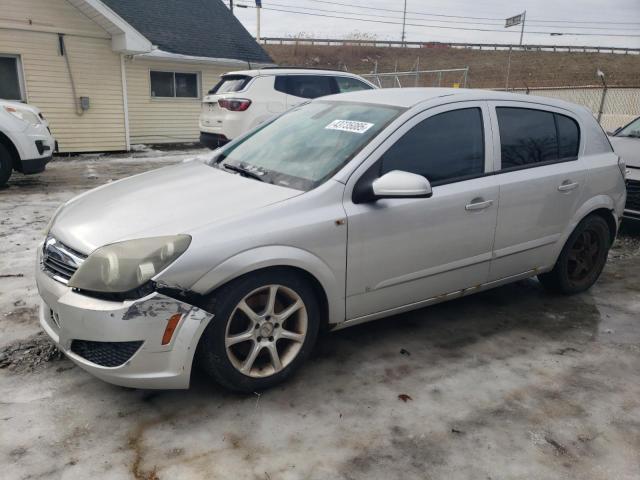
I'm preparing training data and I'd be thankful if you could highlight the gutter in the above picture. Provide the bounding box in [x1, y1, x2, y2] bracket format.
[135, 49, 275, 68]
[119, 54, 131, 151]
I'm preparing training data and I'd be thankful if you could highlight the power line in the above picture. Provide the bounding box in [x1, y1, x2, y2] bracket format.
[250, 1, 640, 31]
[303, 0, 504, 20]
[242, 5, 640, 37]
[300, 0, 640, 26]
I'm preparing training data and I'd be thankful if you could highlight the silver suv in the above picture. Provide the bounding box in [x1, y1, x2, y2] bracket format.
[37, 88, 626, 392]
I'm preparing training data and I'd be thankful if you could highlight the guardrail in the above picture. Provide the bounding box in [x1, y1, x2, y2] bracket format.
[260, 38, 640, 55]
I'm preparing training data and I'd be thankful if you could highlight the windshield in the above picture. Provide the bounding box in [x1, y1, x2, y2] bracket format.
[208, 101, 402, 190]
[616, 117, 640, 138]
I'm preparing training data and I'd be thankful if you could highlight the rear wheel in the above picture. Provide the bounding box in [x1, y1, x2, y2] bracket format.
[196, 270, 320, 393]
[538, 215, 611, 294]
[0, 144, 13, 186]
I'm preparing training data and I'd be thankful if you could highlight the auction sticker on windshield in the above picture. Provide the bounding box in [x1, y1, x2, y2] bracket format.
[325, 119, 374, 134]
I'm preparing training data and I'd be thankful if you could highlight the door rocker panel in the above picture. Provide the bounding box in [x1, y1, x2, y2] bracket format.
[335, 268, 540, 330]
[372, 252, 492, 291]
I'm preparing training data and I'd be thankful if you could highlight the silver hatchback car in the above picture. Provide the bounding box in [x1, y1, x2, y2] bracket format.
[37, 89, 626, 392]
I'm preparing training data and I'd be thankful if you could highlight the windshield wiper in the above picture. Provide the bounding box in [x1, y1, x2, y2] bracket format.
[222, 163, 265, 182]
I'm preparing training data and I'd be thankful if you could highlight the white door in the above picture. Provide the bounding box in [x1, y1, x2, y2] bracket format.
[487, 102, 587, 281]
[343, 102, 499, 320]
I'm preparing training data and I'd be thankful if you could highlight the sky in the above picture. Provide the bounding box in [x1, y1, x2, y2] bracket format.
[225, 0, 640, 48]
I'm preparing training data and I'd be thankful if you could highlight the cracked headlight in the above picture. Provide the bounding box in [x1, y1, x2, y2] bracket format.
[68, 235, 191, 293]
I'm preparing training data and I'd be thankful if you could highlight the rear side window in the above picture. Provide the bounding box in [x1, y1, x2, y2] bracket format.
[336, 76, 373, 93]
[497, 107, 580, 170]
[274, 75, 337, 99]
[556, 114, 580, 159]
[381, 108, 485, 185]
[209, 75, 250, 94]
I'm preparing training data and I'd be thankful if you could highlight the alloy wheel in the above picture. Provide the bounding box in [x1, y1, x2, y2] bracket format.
[224, 284, 308, 378]
[567, 228, 601, 283]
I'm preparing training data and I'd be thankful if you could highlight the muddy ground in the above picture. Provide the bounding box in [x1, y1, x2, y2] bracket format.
[1, 150, 639, 479]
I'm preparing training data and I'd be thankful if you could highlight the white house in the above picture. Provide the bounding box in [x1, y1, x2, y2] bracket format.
[0, 0, 273, 152]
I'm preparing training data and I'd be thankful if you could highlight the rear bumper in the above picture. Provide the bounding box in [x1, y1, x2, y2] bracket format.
[36, 249, 214, 389]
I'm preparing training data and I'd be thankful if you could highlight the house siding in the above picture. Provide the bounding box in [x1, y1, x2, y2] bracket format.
[0, 0, 127, 153]
[124, 57, 231, 145]
[0, 0, 110, 38]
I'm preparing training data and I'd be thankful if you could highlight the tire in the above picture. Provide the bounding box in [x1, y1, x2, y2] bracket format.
[0, 144, 13, 186]
[196, 270, 320, 393]
[538, 215, 611, 295]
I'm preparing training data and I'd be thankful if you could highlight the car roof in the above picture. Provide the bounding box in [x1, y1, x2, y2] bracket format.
[224, 68, 367, 78]
[321, 87, 580, 111]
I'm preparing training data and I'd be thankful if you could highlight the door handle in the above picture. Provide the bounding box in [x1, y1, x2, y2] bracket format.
[558, 181, 579, 192]
[465, 199, 494, 211]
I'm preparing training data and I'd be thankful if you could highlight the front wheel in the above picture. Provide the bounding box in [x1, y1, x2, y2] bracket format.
[196, 270, 320, 393]
[538, 215, 611, 294]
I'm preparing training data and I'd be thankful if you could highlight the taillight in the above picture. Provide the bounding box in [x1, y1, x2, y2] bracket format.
[218, 98, 252, 111]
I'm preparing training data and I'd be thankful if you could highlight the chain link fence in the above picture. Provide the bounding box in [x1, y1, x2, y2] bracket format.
[359, 67, 638, 130]
[362, 68, 469, 89]
[507, 86, 640, 131]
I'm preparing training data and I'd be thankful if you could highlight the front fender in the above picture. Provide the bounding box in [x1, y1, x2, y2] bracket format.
[189, 245, 345, 324]
[0, 128, 26, 160]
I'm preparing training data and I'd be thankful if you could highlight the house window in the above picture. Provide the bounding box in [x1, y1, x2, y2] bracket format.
[150, 71, 199, 98]
[0, 55, 25, 101]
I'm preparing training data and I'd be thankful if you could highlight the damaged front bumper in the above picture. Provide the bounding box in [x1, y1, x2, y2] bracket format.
[36, 253, 213, 389]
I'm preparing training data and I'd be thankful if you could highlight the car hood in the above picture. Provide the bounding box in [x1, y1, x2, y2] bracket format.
[50, 160, 301, 253]
[610, 136, 640, 168]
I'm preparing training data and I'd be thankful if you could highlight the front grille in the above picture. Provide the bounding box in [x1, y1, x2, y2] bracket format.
[42, 236, 86, 284]
[626, 179, 640, 212]
[70, 340, 143, 367]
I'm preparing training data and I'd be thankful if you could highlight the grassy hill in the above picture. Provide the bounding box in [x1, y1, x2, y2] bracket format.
[264, 44, 640, 89]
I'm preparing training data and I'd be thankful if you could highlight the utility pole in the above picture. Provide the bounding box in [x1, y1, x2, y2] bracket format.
[401, 0, 407, 44]
[256, 0, 262, 42]
[229, 0, 233, 14]
[505, 11, 526, 46]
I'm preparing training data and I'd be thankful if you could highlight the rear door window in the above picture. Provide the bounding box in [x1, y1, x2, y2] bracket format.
[209, 75, 251, 94]
[380, 107, 485, 185]
[556, 114, 580, 159]
[336, 76, 373, 93]
[274, 75, 337, 99]
[497, 107, 581, 170]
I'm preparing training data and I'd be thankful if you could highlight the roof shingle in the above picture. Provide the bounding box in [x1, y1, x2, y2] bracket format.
[101, 0, 272, 64]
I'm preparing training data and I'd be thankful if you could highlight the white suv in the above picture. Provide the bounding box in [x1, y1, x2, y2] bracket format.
[0, 99, 56, 186]
[199, 68, 376, 148]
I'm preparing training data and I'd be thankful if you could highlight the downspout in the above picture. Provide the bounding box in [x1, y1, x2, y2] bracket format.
[120, 54, 131, 151]
[59, 34, 84, 116]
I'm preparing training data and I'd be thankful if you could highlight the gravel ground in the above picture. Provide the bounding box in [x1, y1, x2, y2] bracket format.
[1, 150, 639, 480]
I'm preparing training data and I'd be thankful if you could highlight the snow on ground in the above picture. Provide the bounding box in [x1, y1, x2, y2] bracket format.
[1, 149, 640, 479]
[0, 147, 210, 347]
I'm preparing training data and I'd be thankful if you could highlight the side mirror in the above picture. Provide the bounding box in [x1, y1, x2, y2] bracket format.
[371, 170, 432, 199]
